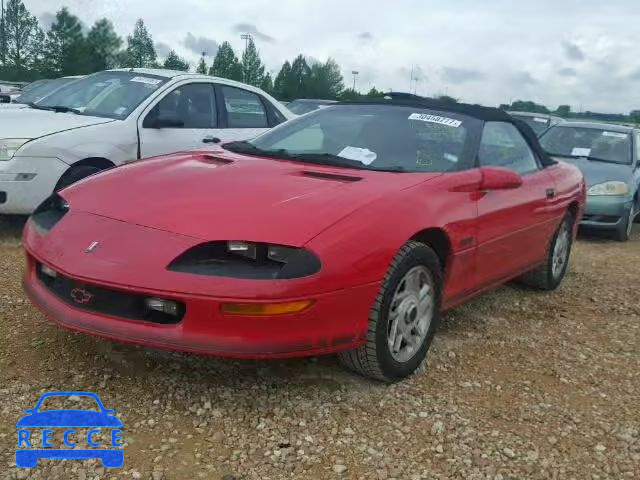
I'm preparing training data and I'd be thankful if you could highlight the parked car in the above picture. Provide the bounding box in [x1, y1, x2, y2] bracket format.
[0, 76, 83, 110]
[508, 111, 564, 136]
[287, 98, 337, 115]
[539, 122, 640, 240]
[23, 99, 585, 382]
[0, 68, 294, 215]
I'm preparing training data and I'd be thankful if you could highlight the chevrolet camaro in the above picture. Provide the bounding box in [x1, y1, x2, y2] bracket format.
[22, 99, 585, 382]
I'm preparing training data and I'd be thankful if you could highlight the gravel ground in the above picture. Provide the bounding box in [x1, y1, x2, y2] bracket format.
[0, 215, 638, 480]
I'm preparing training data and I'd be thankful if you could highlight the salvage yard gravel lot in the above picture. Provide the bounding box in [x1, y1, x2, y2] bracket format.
[0, 215, 638, 480]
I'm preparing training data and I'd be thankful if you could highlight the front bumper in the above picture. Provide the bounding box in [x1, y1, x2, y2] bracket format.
[23, 253, 377, 358]
[579, 195, 632, 230]
[0, 156, 68, 214]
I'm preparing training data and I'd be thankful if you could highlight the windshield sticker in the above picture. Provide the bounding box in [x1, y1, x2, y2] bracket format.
[444, 153, 459, 163]
[114, 107, 127, 115]
[602, 131, 628, 138]
[533, 117, 548, 123]
[571, 147, 591, 157]
[408, 113, 462, 128]
[338, 146, 377, 165]
[130, 77, 161, 85]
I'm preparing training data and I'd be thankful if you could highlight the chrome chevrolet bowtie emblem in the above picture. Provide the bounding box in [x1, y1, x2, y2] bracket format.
[85, 241, 100, 253]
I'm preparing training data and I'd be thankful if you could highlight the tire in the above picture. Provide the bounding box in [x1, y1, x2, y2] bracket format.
[339, 241, 442, 383]
[614, 204, 635, 242]
[520, 212, 574, 290]
[55, 165, 102, 191]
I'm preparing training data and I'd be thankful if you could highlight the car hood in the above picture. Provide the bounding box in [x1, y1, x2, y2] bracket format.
[553, 156, 633, 187]
[0, 109, 114, 138]
[0, 103, 28, 110]
[16, 410, 123, 428]
[64, 150, 440, 246]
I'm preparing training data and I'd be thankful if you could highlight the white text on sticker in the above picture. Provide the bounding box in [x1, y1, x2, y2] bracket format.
[130, 76, 161, 85]
[602, 131, 628, 138]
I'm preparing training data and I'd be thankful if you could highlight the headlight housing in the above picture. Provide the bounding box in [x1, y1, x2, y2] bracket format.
[587, 181, 629, 196]
[167, 241, 321, 280]
[0, 139, 31, 161]
[30, 193, 70, 233]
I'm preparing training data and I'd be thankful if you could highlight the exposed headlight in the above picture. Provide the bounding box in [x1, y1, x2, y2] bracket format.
[30, 193, 70, 233]
[168, 241, 321, 279]
[0, 139, 31, 161]
[587, 181, 629, 196]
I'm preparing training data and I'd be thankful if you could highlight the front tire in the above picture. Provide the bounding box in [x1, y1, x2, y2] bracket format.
[55, 165, 102, 191]
[614, 204, 635, 242]
[339, 241, 442, 382]
[520, 212, 574, 290]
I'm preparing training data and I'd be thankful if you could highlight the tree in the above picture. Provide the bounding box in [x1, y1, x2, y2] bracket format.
[241, 38, 265, 87]
[365, 87, 382, 98]
[273, 60, 292, 100]
[163, 49, 189, 71]
[260, 72, 273, 94]
[86, 19, 122, 71]
[307, 58, 344, 99]
[508, 100, 550, 114]
[555, 105, 571, 117]
[124, 19, 156, 68]
[43, 7, 87, 76]
[196, 55, 207, 74]
[437, 95, 458, 104]
[209, 41, 242, 81]
[2, 0, 43, 77]
[339, 88, 361, 101]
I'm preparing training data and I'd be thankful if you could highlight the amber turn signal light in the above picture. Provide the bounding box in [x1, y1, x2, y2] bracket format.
[220, 300, 314, 316]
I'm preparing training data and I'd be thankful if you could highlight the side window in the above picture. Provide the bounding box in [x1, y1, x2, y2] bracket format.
[479, 122, 539, 174]
[221, 86, 268, 128]
[146, 83, 216, 128]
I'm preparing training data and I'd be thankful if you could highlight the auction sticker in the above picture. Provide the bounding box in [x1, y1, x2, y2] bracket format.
[571, 147, 591, 157]
[408, 113, 462, 128]
[602, 131, 628, 138]
[533, 117, 548, 123]
[130, 77, 161, 85]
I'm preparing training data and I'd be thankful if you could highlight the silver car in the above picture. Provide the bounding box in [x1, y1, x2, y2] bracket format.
[539, 122, 640, 241]
[508, 111, 564, 136]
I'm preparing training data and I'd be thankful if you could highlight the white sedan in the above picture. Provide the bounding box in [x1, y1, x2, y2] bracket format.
[0, 69, 294, 214]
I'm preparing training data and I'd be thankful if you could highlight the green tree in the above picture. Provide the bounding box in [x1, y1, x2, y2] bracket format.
[437, 95, 459, 104]
[196, 55, 207, 74]
[86, 19, 122, 72]
[241, 38, 265, 87]
[307, 58, 344, 99]
[273, 60, 292, 99]
[260, 72, 273, 94]
[124, 19, 156, 68]
[44, 7, 87, 76]
[209, 41, 242, 81]
[509, 100, 550, 114]
[163, 50, 189, 71]
[2, 0, 43, 78]
[555, 105, 571, 117]
[287, 55, 311, 99]
[365, 87, 382, 98]
[339, 88, 362, 101]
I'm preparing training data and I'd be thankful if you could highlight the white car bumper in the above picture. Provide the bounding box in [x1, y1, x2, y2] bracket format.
[0, 156, 68, 215]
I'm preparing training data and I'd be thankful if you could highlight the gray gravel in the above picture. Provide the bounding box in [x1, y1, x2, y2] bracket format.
[1, 220, 639, 479]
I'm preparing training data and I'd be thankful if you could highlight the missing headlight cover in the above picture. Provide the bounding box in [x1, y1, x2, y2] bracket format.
[167, 241, 321, 280]
[30, 193, 70, 233]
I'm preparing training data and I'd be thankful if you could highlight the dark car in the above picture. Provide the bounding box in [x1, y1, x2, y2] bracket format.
[540, 122, 640, 240]
[508, 112, 564, 136]
[287, 98, 337, 115]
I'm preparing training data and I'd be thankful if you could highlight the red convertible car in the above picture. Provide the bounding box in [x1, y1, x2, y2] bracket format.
[22, 99, 585, 382]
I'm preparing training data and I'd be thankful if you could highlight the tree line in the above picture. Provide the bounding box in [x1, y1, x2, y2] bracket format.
[0, 0, 381, 101]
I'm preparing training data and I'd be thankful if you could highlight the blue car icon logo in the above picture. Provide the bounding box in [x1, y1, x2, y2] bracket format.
[16, 391, 124, 468]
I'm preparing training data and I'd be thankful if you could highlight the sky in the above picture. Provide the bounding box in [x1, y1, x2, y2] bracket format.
[22, 0, 640, 113]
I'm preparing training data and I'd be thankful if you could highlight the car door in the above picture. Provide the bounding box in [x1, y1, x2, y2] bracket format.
[215, 85, 276, 143]
[475, 121, 558, 286]
[138, 82, 218, 158]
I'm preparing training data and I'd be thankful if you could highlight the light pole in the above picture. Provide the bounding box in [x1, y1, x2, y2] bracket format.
[351, 70, 359, 91]
[240, 33, 253, 82]
[1, 0, 5, 67]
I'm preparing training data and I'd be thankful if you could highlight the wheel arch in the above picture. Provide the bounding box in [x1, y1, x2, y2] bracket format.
[69, 157, 115, 171]
[409, 227, 451, 274]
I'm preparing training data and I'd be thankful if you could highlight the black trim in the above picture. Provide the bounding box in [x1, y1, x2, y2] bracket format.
[213, 83, 228, 128]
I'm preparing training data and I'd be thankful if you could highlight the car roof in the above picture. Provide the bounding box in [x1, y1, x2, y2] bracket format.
[508, 111, 551, 118]
[553, 121, 636, 133]
[337, 97, 513, 122]
[290, 99, 337, 104]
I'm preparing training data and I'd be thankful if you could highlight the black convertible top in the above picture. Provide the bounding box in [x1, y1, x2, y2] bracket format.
[336, 97, 556, 167]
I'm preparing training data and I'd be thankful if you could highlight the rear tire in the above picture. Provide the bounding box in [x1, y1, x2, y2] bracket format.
[339, 241, 442, 383]
[520, 212, 574, 290]
[55, 165, 102, 191]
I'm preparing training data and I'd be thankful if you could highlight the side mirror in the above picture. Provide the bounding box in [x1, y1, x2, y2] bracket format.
[479, 167, 523, 190]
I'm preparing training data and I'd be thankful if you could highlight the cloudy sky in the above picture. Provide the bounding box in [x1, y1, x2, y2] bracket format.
[23, 0, 640, 113]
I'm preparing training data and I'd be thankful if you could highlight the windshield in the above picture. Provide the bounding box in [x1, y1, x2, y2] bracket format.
[288, 100, 334, 115]
[37, 71, 169, 119]
[15, 78, 77, 104]
[230, 104, 474, 172]
[540, 125, 632, 164]
[511, 114, 550, 135]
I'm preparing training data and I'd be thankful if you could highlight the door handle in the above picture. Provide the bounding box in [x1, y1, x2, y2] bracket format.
[202, 136, 221, 144]
[546, 188, 556, 199]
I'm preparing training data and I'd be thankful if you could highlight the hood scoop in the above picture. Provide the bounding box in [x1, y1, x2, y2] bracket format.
[301, 171, 362, 183]
[194, 154, 234, 166]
